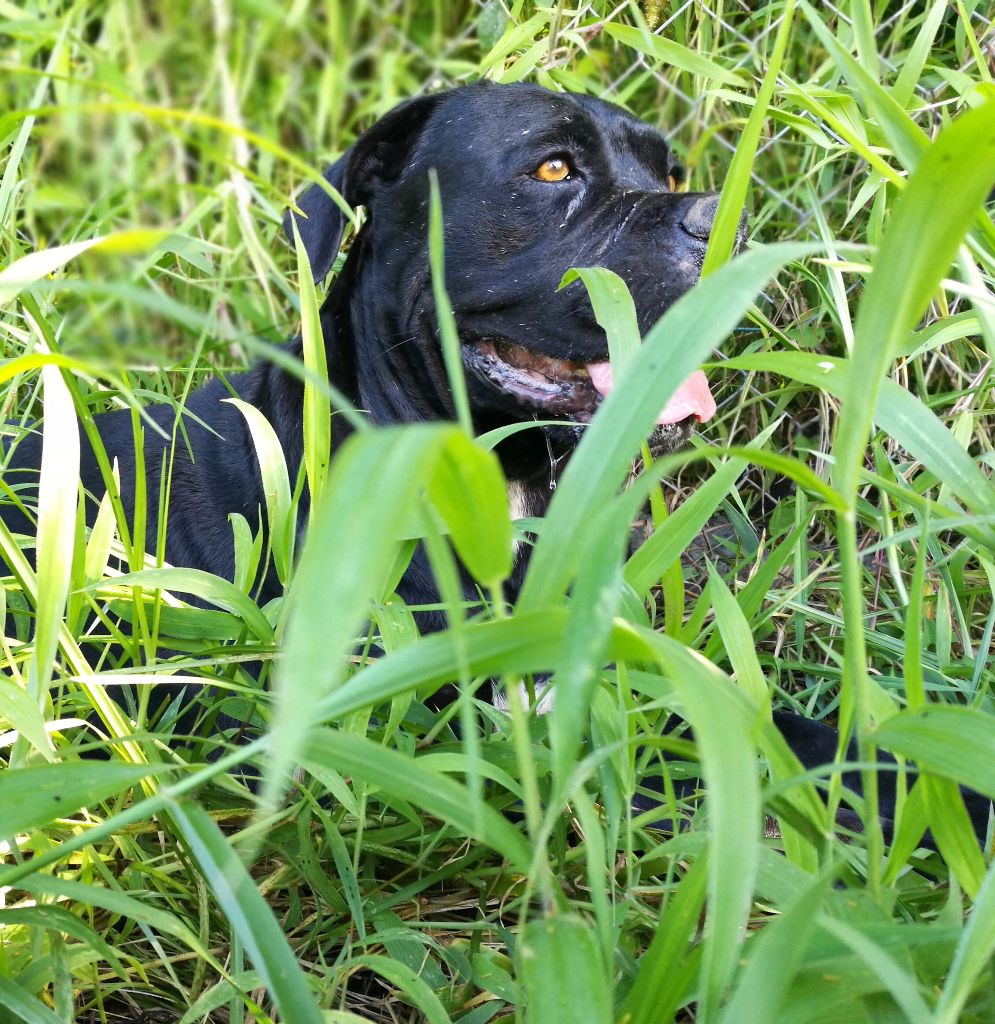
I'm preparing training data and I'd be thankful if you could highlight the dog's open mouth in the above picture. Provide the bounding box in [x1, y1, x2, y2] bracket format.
[462, 339, 602, 420]
[462, 338, 717, 428]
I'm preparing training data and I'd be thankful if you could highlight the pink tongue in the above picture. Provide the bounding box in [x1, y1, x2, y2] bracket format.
[586, 363, 716, 425]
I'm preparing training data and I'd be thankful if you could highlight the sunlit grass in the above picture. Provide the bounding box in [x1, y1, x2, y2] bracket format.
[1, 2, 994, 1022]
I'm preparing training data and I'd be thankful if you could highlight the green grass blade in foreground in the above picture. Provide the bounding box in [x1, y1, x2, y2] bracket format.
[518, 242, 821, 612]
[266, 426, 449, 804]
[559, 266, 640, 370]
[292, 217, 331, 516]
[873, 706, 995, 799]
[816, 916, 931, 1024]
[429, 172, 472, 435]
[518, 914, 612, 1024]
[701, 0, 795, 276]
[274, 427, 521, 829]
[0, 905, 126, 980]
[893, 0, 949, 108]
[832, 99, 995, 504]
[226, 397, 294, 585]
[314, 610, 568, 723]
[0, 677, 53, 760]
[85, 567, 274, 642]
[0, 762, 160, 836]
[716, 873, 830, 1024]
[628, 626, 762, 1022]
[0, 230, 171, 305]
[302, 728, 532, 872]
[548, 494, 628, 796]
[0, 976, 66, 1024]
[427, 430, 511, 589]
[827, 101, 995, 889]
[934, 854, 995, 1024]
[621, 855, 708, 1024]
[707, 563, 769, 710]
[29, 359, 79, 701]
[921, 776, 986, 898]
[18, 873, 223, 966]
[176, 972, 265, 1024]
[166, 799, 323, 1024]
[624, 455, 745, 596]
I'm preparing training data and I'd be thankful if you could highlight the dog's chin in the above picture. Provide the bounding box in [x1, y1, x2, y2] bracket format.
[645, 420, 696, 454]
[460, 337, 696, 453]
[539, 420, 693, 457]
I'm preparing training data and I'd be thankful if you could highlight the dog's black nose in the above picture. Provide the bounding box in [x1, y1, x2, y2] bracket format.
[680, 194, 720, 241]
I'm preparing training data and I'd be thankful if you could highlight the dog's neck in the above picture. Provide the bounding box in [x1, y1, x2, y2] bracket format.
[317, 253, 566, 520]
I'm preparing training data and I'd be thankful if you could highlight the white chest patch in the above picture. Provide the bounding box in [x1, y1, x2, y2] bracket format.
[507, 479, 530, 523]
[491, 677, 555, 715]
[507, 479, 531, 563]
[497, 480, 554, 715]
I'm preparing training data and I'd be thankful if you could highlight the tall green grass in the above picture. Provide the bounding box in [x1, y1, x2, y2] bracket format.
[2, 2, 995, 1021]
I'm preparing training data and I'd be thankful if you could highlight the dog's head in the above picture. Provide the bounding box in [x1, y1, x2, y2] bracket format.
[285, 82, 739, 454]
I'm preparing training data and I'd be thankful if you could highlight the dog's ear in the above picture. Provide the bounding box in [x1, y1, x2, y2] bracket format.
[282, 155, 351, 282]
[283, 93, 442, 280]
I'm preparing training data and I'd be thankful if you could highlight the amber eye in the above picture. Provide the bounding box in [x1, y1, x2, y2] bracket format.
[533, 157, 571, 182]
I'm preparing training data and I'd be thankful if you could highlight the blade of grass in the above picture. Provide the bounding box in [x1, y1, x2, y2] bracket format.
[345, 955, 453, 1024]
[621, 855, 708, 1024]
[817, 915, 931, 1024]
[28, 353, 79, 702]
[84, 567, 274, 642]
[226, 397, 295, 586]
[0, 231, 172, 305]
[559, 266, 640, 370]
[873, 706, 995, 798]
[266, 425, 456, 807]
[934, 854, 995, 1024]
[921, 776, 986, 897]
[829, 100, 995, 895]
[548, 495, 628, 797]
[701, 0, 795, 275]
[893, 0, 949, 107]
[519, 242, 822, 612]
[518, 914, 612, 1024]
[717, 874, 832, 1024]
[0, 976, 66, 1024]
[166, 798, 324, 1024]
[603, 23, 747, 88]
[291, 218, 332, 518]
[302, 728, 532, 872]
[707, 562, 769, 710]
[628, 625, 762, 1022]
[428, 171, 471, 435]
[427, 430, 511, 591]
[0, 762, 160, 837]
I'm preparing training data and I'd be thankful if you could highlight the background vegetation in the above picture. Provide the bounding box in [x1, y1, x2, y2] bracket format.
[2, 1, 995, 1021]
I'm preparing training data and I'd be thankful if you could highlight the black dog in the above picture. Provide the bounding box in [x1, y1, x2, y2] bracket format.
[4, 81, 720, 623]
[2, 81, 987, 844]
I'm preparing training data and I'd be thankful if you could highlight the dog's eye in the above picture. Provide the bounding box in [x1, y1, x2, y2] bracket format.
[533, 157, 571, 182]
